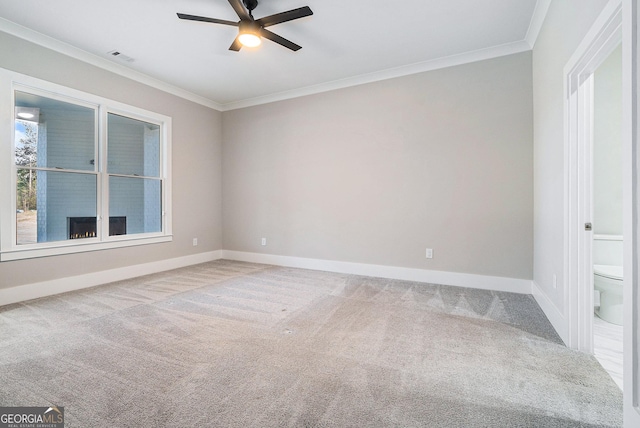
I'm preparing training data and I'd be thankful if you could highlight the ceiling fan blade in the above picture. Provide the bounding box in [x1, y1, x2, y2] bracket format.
[229, 36, 243, 51]
[256, 6, 313, 28]
[259, 28, 302, 51]
[177, 13, 238, 26]
[227, 0, 251, 21]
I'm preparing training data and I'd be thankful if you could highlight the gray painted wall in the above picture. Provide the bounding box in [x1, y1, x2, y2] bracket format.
[0, 31, 223, 289]
[223, 52, 534, 280]
[532, 0, 610, 311]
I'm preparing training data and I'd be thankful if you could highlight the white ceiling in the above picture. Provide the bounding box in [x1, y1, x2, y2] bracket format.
[0, 0, 549, 110]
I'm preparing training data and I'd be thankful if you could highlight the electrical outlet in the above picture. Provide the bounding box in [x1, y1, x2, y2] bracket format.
[192, 238, 198, 246]
[261, 237, 267, 246]
[425, 248, 433, 259]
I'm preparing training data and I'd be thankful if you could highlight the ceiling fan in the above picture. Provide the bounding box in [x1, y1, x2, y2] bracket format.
[177, 0, 313, 52]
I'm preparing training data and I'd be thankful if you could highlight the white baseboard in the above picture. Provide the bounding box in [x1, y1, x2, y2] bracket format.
[0, 249, 536, 307]
[532, 280, 568, 345]
[0, 250, 223, 306]
[223, 250, 533, 294]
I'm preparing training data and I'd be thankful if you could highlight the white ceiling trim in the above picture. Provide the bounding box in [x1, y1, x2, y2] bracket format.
[0, 17, 224, 111]
[220, 40, 532, 111]
[525, 0, 552, 48]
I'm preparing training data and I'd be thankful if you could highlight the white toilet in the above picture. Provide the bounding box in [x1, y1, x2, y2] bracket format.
[594, 264, 623, 325]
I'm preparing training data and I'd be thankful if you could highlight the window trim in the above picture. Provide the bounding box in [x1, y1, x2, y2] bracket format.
[0, 69, 172, 262]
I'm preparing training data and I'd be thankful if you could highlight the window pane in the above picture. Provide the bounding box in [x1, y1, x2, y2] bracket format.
[16, 170, 97, 245]
[14, 91, 96, 171]
[109, 176, 161, 235]
[108, 114, 160, 177]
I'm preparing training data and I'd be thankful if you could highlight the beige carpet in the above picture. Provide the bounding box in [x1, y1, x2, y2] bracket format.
[0, 260, 622, 427]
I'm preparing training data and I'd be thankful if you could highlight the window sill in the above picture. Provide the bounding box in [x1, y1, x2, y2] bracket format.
[0, 235, 173, 261]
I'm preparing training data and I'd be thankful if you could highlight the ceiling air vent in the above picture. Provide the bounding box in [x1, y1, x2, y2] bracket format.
[107, 50, 135, 63]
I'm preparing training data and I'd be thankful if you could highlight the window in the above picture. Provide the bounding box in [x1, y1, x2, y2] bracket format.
[107, 114, 162, 236]
[1, 74, 172, 261]
[14, 92, 97, 245]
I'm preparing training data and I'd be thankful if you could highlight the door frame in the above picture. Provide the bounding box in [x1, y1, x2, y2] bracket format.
[564, 0, 622, 352]
[565, 0, 640, 424]
[623, 0, 640, 424]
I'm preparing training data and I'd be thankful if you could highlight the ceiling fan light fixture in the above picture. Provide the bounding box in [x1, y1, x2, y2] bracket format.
[238, 31, 261, 47]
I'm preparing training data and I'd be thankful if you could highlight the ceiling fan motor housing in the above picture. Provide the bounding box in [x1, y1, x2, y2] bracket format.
[239, 20, 261, 34]
[243, 0, 258, 12]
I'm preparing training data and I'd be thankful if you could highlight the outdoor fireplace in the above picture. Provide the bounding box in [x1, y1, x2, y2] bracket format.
[68, 216, 126, 239]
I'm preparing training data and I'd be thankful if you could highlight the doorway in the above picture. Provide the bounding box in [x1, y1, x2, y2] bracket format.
[566, 2, 640, 423]
[563, 3, 622, 356]
[591, 43, 623, 390]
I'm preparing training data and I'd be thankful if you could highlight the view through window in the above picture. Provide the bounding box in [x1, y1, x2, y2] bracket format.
[13, 90, 166, 248]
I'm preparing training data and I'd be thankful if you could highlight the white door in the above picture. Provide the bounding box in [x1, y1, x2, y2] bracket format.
[623, 0, 640, 426]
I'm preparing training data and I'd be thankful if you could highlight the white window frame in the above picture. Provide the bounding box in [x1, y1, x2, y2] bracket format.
[0, 69, 172, 261]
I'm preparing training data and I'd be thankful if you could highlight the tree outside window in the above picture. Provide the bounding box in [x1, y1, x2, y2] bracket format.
[15, 120, 38, 212]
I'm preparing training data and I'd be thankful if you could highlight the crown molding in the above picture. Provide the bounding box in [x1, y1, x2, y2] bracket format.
[1, 13, 536, 113]
[0, 17, 223, 111]
[525, 0, 552, 49]
[219, 40, 532, 111]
